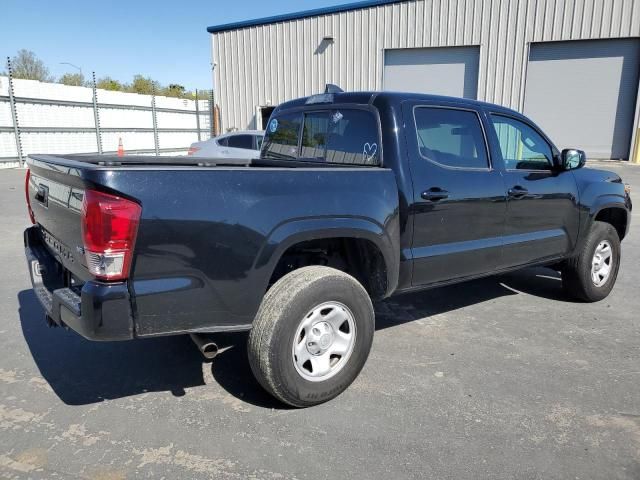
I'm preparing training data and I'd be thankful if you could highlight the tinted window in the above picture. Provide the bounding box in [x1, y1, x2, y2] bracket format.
[217, 137, 228, 147]
[414, 107, 488, 169]
[301, 112, 328, 160]
[298, 109, 380, 165]
[324, 109, 379, 165]
[255, 135, 263, 150]
[491, 115, 553, 170]
[227, 134, 254, 150]
[262, 109, 380, 165]
[262, 113, 302, 159]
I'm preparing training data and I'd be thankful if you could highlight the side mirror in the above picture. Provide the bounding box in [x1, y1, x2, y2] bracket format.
[561, 149, 586, 171]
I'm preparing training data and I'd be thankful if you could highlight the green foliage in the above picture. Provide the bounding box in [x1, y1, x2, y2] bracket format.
[162, 84, 186, 98]
[128, 74, 156, 95]
[5, 50, 209, 99]
[9, 49, 53, 82]
[95, 76, 124, 91]
[58, 72, 85, 86]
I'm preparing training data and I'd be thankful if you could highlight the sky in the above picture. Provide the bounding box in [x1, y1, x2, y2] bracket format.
[1, 0, 348, 90]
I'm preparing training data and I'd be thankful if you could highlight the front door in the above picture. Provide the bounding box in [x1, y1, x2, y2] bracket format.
[487, 113, 580, 267]
[405, 103, 508, 286]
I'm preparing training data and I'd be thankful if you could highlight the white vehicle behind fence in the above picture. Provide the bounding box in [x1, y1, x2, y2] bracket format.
[188, 130, 264, 160]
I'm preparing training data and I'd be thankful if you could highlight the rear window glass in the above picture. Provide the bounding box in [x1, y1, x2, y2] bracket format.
[262, 112, 302, 159]
[414, 107, 488, 169]
[301, 112, 328, 160]
[262, 109, 380, 165]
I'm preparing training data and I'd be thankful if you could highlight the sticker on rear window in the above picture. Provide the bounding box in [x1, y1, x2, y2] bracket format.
[363, 142, 378, 163]
[269, 119, 278, 133]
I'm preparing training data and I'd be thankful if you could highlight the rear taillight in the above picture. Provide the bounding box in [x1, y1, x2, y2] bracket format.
[25, 169, 35, 224]
[81, 190, 141, 281]
[187, 147, 200, 156]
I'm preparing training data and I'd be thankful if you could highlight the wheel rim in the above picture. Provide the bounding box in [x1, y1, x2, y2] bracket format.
[591, 240, 613, 287]
[292, 301, 357, 382]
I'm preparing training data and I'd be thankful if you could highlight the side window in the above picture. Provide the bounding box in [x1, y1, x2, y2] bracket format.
[255, 135, 263, 150]
[227, 134, 254, 150]
[491, 115, 553, 170]
[262, 113, 302, 159]
[414, 107, 489, 169]
[217, 137, 228, 147]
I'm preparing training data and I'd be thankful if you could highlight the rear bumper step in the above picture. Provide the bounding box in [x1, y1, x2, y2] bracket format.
[24, 226, 134, 341]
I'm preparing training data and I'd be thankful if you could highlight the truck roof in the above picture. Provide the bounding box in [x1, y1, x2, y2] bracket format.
[276, 91, 522, 117]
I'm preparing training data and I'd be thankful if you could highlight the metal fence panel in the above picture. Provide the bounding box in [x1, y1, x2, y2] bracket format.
[0, 64, 213, 166]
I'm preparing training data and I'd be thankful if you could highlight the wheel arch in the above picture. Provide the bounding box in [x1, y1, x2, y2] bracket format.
[255, 217, 400, 299]
[589, 197, 629, 241]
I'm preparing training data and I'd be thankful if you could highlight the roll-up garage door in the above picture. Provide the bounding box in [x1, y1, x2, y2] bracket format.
[524, 39, 640, 160]
[383, 46, 480, 99]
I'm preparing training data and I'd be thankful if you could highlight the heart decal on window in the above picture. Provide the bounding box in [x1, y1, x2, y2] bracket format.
[363, 142, 377, 162]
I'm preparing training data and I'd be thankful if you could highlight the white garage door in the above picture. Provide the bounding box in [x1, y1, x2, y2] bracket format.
[524, 39, 640, 160]
[383, 46, 480, 99]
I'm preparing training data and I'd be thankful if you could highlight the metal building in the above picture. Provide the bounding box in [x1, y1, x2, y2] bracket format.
[208, 0, 640, 161]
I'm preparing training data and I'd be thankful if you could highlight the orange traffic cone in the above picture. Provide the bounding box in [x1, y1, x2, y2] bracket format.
[117, 137, 124, 157]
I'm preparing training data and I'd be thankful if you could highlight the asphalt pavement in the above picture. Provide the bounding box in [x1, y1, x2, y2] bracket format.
[1, 161, 639, 479]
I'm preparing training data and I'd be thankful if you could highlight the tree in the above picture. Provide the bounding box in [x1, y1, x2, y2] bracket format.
[129, 74, 155, 95]
[9, 49, 53, 81]
[59, 72, 85, 86]
[95, 76, 124, 91]
[163, 83, 186, 98]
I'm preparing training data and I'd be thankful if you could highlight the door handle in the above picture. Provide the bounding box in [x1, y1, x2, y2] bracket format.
[508, 185, 528, 198]
[421, 188, 449, 202]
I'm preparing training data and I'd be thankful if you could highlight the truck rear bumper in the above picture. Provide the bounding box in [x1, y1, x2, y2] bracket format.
[24, 226, 134, 341]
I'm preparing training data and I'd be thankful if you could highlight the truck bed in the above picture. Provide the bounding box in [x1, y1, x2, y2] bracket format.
[26, 153, 400, 339]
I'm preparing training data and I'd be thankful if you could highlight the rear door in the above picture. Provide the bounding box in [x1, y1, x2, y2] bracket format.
[404, 102, 507, 286]
[487, 113, 580, 266]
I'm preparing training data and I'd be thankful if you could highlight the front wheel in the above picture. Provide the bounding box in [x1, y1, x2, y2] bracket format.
[248, 266, 375, 407]
[562, 221, 621, 302]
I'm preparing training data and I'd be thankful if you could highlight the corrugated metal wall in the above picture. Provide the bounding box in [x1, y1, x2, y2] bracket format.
[211, 0, 640, 134]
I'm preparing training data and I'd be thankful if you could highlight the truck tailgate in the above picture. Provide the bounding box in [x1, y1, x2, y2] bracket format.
[27, 161, 91, 281]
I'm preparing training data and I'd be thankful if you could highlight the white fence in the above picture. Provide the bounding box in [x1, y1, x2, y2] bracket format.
[0, 76, 213, 167]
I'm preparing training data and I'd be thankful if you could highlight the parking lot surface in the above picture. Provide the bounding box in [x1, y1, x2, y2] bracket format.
[1, 162, 639, 479]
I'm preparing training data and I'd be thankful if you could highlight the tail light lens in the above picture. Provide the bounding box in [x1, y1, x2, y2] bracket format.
[25, 169, 35, 224]
[187, 147, 200, 156]
[81, 190, 141, 281]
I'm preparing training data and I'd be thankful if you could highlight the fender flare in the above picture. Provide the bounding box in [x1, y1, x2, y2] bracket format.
[573, 194, 630, 252]
[588, 194, 628, 218]
[253, 216, 400, 297]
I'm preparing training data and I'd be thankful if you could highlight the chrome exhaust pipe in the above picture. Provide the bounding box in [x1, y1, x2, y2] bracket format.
[190, 333, 218, 360]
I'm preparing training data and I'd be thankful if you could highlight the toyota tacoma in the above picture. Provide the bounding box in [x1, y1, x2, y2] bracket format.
[24, 88, 632, 407]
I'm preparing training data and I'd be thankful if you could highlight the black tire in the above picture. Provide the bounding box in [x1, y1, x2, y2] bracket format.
[248, 266, 375, 407]
[562, 221, 621, 302]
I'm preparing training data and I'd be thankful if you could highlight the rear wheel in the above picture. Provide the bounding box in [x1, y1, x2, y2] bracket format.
[248, 266, 374, 407]
[562, 221, 621, 302]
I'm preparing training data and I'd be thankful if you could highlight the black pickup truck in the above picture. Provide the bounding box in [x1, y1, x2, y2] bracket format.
[24, 89, 631, 407]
